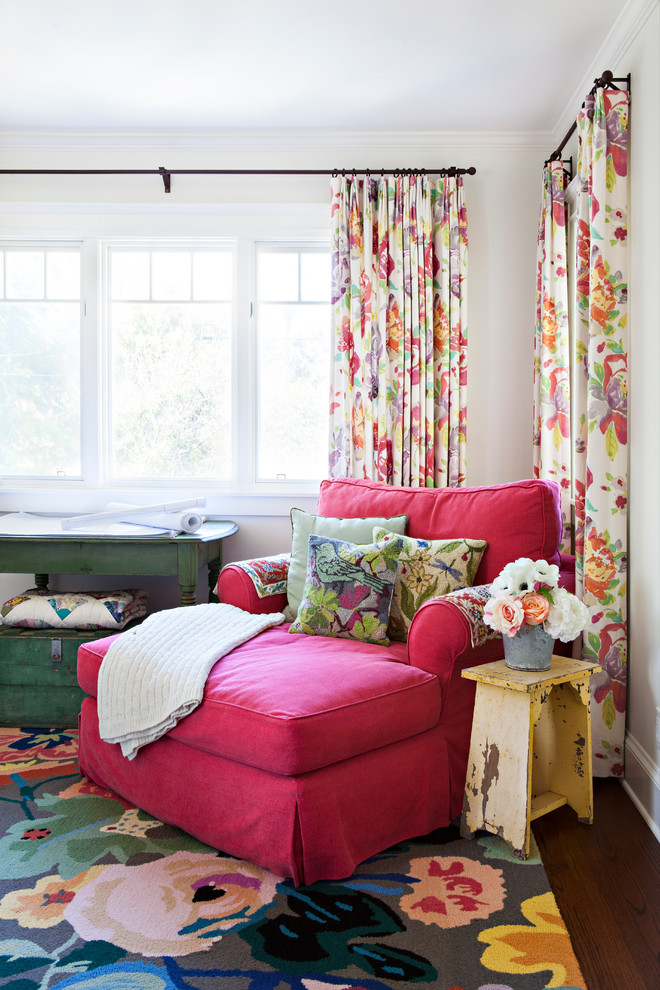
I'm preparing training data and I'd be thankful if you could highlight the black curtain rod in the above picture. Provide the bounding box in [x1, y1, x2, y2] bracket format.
[545, 70, 631, 167]
[0, 164, 477, 194]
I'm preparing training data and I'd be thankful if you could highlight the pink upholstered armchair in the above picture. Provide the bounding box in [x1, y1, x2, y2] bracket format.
[78, 477, 575, 884]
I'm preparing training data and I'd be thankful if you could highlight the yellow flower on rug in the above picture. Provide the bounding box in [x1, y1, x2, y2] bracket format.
[99, 806, 162, 838]
[0, 867, 106, 929]
[478, 891, 586, 989]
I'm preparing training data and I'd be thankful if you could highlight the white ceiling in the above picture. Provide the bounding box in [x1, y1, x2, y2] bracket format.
[2, 0, 629, 134]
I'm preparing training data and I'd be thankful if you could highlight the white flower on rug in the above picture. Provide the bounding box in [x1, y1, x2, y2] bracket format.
[400, 856, 506, 929]
[64, 851, 281, 956]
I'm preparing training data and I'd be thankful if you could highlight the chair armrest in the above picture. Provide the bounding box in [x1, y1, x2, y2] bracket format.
[559, 552, 576, 593]
[407, 586, 503, 711]
[216, 554, 290, 615]
[407, 588, 505, 815]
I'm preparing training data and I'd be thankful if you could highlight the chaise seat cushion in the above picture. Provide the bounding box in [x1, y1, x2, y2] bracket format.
[77, 625, 440, 776]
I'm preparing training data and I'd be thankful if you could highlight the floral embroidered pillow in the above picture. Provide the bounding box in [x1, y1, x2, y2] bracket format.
[285, 508, 408, 619]
[372, 528, 488, 642]
[289, 534, 405, 646]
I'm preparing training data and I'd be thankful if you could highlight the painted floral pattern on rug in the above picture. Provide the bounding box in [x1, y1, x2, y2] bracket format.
[0, 729, 586, 990]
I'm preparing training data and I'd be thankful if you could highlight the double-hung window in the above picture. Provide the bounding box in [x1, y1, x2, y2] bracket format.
[1, 230, 331, 504]
[256, 245, 330, 484]
[1, 244, 83, 479]
[107, 245, 234, 482]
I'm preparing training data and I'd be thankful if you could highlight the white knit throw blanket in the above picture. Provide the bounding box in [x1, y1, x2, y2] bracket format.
[97, 603, 285, 760]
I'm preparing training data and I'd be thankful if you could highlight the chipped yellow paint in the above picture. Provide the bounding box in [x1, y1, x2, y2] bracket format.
[460, 657, 600, 859]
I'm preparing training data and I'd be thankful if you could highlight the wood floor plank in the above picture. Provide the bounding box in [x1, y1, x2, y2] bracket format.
[533, 779, 660, 990]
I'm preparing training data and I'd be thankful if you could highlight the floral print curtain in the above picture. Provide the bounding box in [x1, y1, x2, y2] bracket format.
[328, 173, 468, 487]
[573, 87, 629, 777]
[533, 161, 572, 551]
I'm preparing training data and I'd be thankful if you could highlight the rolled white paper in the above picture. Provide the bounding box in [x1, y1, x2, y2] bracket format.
[61, 498, 206, 533]
[119, 510, 204, 533]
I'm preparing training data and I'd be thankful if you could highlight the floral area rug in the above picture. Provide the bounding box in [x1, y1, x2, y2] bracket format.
[0, 728, 586, 990]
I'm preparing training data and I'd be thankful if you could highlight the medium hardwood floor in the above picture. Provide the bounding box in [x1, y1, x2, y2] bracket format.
[533, 779, 660, 990]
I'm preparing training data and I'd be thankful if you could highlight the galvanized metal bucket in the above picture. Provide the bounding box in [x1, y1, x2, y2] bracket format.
[503, 624, 554, 670]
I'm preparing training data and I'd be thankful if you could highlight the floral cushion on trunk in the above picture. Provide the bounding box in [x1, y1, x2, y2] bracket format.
[289, 535, 404, 646]
[0, 588, 148, 631]
[372, 528, 488, 641]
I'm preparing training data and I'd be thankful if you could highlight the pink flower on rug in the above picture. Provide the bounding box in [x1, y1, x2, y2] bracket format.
[400, 856, 506, 929]
[64, 851, 281, 956]
[299, 982, 372, 990]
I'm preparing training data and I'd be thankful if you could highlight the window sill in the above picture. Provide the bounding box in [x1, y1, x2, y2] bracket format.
[0, 485, 321, 519]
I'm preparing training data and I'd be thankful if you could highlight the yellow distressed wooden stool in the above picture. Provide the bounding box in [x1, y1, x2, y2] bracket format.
[460, 656, 600, 858]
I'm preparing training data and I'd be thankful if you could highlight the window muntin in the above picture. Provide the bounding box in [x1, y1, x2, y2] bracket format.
[256, 246, 330, 482]
[0, 245, 82, 478]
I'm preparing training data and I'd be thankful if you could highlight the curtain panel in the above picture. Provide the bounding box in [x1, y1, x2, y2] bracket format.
[533, 161, 572, 552]
[328, 173, 468, 487]
[574, 87, 629, 777]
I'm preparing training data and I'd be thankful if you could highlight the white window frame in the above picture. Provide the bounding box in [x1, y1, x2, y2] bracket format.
[0, 203, 330, 517]
[0, 239, 86, 481]
[100, 237, 238, 488]
[253, 241, 331, 486]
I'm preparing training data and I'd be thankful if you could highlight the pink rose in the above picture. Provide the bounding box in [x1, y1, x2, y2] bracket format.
[521, 592, 551, 626]
[484, 593, 524, 637]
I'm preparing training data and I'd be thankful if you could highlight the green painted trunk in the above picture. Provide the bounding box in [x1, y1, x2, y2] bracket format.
[0, 627, 108, 727]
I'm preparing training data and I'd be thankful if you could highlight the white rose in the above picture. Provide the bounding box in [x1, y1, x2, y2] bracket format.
[545, 587, 589, 641]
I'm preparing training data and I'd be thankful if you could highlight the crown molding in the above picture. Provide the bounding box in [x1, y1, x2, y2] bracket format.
[0, 128, 553, 156]
[551, 0, 656, 141]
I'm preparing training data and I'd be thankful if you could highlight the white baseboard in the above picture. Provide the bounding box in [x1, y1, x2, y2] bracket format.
[623, 732, 660, 842]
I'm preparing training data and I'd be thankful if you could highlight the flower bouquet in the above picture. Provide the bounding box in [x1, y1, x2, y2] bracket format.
[484, 557, 589, 670]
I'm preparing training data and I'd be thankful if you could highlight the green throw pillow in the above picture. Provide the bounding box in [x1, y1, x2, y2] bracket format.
[289, 534, 405, 646]
[372, 527, 488, 642]
[285, 508, 408, 619]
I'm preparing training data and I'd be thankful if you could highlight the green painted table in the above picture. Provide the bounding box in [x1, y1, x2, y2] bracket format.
[0, 519, 238, 606]
[0, 520, 238, 726]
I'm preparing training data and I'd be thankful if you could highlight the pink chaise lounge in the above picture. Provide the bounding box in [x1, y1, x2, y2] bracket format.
[77, 477, 573, 885]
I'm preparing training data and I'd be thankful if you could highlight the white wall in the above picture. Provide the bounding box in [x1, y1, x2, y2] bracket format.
[0, 131, 545, 608]
[614, 1, 660, 835]
[548, 0, 660, 835]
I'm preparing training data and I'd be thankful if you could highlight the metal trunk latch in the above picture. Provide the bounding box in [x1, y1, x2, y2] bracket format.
[51, 639, 62, 663]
